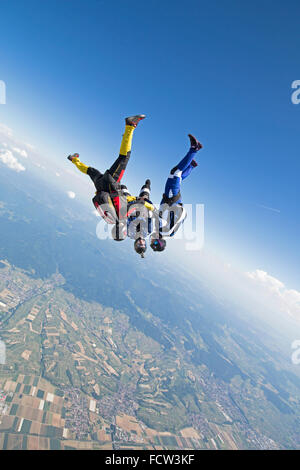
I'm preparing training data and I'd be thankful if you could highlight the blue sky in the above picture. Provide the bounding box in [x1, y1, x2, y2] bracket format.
[1, 0, 300, 289]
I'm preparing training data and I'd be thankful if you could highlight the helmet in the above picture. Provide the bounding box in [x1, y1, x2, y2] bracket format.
[134, 237, 147, 257]
[150, 238, 166, 252]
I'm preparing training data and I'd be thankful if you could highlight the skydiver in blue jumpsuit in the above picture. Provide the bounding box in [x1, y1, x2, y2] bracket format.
[150, 134, 203, 252]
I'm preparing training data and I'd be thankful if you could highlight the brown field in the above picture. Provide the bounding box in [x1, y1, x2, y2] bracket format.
[175, 436, 184, 447]
[30, 421, 42, 435]
[63, 440, 94, 449]
[97, 430, 111, 441]
[94, 443, 113, 450]
[38, 378, 55, 392]
[21, 350, 32, 361]
[6, 434, 23, 450]
[17, 405, 41, 421]
[30, 307, 40, 315]
[0, 288, 12, 299]
[76, 341, 85, 354]
[51, 412, 63, 428]
[144, 427, 173, 437]
[0, 415, 14, 431]
[221, 430, 238, 450]
[180, 427, 201, 439]
[143, 399, 171, 408]
[73, 352, 98, 364]
[21, 396, 40, 408]
[27, 435, 40, 450]
[4, 380, 17, 392]
[109, 351, 121, 364]
[60, 310, 68, 322]
[53, 396, 64, 407]
[103, 361, 118, 376]
[71, 322, 78, 331]
[38, 437, 50, 450]
[116, 413, 143, 436]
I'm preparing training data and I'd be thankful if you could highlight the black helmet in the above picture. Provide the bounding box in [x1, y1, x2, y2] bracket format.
[134, 237, 147, 258]
[150, 238, 166, 252]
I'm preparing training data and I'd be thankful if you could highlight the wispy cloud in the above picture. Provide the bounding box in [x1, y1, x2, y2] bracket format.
[33, 162, 45, 170]
[0, 123, 13, 138]
[246, 269, 300, 321]
[24, 142, 35, 151]
[257, 204, 281, 214]
[12, 147, 28, 158]
[0, 149, 25, 172]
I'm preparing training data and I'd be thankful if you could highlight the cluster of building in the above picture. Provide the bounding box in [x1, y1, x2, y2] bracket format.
[63, 387, 91, 440]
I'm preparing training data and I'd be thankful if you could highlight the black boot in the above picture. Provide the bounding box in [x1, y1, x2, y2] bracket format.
[67, 153, 79, 162]
[188, 134, 202, 151]
[125, 114, 146, 127]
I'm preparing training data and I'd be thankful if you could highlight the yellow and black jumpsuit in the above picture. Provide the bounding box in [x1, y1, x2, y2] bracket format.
[70, 124, 135, 216]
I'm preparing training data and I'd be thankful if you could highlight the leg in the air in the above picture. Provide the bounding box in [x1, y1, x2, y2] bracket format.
[139, 179, 151, 199]
[68, 154, 90, 174]
[171, 134, 202, 175]
[109, 114, 146, 183]
[108, 125, 135, 182]
[161, 136, 201, 204]
[174, 148, 198, 174]
[181, 160, 198, 180]
[68, 153, 103, 185]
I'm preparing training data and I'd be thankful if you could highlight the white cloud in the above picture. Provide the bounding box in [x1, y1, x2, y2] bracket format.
[33, 162, 45, 169]
[0, 149, 25, 172]
[247, 269, 284, 292]
[0, 123, 13, 138]
[0, 124, 34, 157]
[24, 142, 35, 151]
[257, 204, 281, 214]
[246, 269, 300, 320]
[12, 147, 28, 158]
[67, 191, 76, 199]
[55, 172, 60, 177]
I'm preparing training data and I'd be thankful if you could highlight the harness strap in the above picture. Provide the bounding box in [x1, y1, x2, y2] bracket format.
[162, 192, 182, 205]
